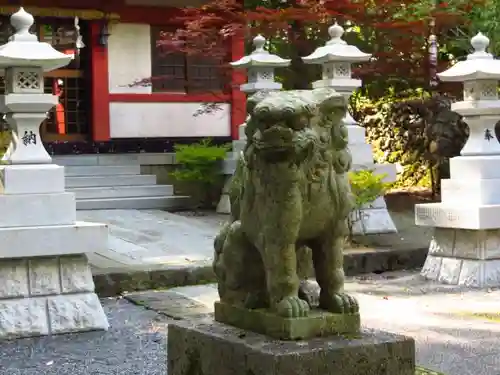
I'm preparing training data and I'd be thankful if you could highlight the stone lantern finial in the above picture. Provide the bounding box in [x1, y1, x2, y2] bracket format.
[252, 34, 266, 53]
[9, 7, 36, 42]
[468, 32, 491, 60]
[327, 22, 346, 45]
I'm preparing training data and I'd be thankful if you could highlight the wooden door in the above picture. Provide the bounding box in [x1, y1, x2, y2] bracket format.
[38, 19, 90, 142]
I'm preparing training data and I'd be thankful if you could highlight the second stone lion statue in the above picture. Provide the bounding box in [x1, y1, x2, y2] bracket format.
[214, 88, 358, 318]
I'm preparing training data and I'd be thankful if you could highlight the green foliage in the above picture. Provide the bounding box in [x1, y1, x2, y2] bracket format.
[171, 139, 230, 208]
[415, 366, 446, 375]
[347, 169, 391, 240]
[354, 91, 468, 192]
[0, 130, 10, 158]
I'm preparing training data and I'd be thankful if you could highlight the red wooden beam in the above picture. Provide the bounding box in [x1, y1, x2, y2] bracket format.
[108, 93, 230, 103]
[230, 33, 246, 140]
[90, 21, 111, 141]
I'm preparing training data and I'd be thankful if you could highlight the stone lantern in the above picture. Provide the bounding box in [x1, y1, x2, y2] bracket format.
[302, 22, 397, 235]
[230, 34, 291, 142]
[416, 32, 500, 287]
[0, 8, 109, 339]
[0, 9, 73, 165]
[217, 35, 290, 214]
[231, 34, 291, 95]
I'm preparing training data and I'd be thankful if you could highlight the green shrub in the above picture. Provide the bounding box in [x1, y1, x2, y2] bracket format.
[347, 169, 392, 241]
[0, 130, 11, 158]
[171, 139, 230, 209]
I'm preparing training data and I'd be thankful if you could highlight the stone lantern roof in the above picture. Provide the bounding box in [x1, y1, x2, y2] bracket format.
[231, 34, 291, 68]
[438, 32, 500, 82]
[302, 23, 371, 64]
[0, 7, 72, 71]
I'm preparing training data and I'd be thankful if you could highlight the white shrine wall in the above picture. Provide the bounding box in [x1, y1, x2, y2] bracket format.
[107, 22, 231, 138]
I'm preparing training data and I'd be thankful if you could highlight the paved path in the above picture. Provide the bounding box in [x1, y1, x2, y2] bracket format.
[2, 271, 499, 374]
[77, 210, 223, 274]
[127, 271, 500, 375]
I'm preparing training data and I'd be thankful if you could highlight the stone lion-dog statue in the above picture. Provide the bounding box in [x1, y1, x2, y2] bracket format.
[214, 88, 358, 323]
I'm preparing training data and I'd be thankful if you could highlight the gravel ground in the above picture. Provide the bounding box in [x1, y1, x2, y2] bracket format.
[0, 298, 170, 375]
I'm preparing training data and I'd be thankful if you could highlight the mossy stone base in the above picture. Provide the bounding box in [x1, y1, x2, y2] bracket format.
[167, 319, 416, 375]
[214, 301, 360, 340]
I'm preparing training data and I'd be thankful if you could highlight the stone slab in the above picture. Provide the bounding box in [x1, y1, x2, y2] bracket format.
[167, 320, 415, 375]
[0, 292, 108, 339]
[0, 255, 95, 299]
[0, 192, 76, 228]
[415, 202, 500, 229]
[125, 289, 214, 319]
[441, 177, 500, 205]
[346, 124, 366, 144]
[0, 164, 65, 194]
[449, 154, 500, 180]
[47, 293, 109, 334]
[427, 227, 500, 260]
[421, 254, 500, 287]
[0, 221, 107, 259]
[350, 142, 373, 165]
[214, 301, 360, 340]
[351, 207, 398, 235]
[0, 253, 109, 339]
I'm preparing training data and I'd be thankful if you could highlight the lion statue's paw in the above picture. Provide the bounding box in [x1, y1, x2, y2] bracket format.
[320, 293, 359, 314]
[275, 296, 310, 318]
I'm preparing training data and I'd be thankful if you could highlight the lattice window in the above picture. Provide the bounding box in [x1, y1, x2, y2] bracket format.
[463, 82, 475, 101]
[259, 70, 274, 81]
[481, 82, 497, 98]
[43, 75, 89, 137]
[15, 71, 41, 90]
[150, 26, 227, 93]
[334, 63, 350, 77]
[248, 70, 258, 82]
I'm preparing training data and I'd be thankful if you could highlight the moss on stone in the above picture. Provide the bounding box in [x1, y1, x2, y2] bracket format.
[214, 301, 360, 340]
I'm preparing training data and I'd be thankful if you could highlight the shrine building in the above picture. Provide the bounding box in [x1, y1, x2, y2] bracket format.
[0, 0, 246, 155]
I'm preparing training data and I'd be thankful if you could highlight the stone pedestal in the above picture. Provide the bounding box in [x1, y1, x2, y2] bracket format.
[416, 155, 500, 287]
[168, 320, 415, 375]
[421, 227, 500, 287]
[0, 254, 108, 338]
[214, 301, 360, 340]
[0, 164, 110, 339]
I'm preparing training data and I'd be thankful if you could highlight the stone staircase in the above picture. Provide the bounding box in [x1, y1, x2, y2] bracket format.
[52, 154, 190, 210]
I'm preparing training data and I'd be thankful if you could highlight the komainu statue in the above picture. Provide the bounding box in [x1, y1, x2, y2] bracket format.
[213, 88, 359, 338]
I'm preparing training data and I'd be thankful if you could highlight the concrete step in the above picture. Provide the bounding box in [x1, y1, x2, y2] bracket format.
[68, 185, 174, 199]
[53, 154, 140, 166]
[65, 165, 141, 177]
[66, 174, 157, 188]
[76, 195, 191, 210]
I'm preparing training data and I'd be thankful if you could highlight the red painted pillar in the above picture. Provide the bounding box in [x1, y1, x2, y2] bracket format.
[90, 21, 111, 141]
[230, 33, 246, 140]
